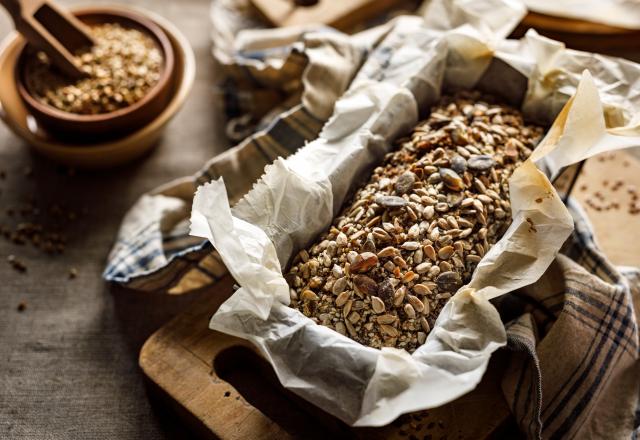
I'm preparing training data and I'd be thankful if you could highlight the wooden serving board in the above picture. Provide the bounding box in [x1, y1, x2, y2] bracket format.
[140, 150, 640, 439]
[515, 11, 640, 53]
[248, 0, 409, 32]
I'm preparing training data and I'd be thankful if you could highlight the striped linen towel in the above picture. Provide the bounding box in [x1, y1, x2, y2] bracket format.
[104, 2, 639, 438]
[495, 201, 640, 439]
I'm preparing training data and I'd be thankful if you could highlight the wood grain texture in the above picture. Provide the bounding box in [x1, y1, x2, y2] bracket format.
[249, 0, 407, 31]
[514, 12, 640, 54]
[0, 1, 228, 438]
[140, 276, 512, 439]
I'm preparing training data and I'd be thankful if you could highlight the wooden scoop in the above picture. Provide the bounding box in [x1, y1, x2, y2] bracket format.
[0, 0, 94, 78]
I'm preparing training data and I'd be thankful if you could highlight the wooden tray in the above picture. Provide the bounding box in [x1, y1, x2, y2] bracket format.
[514, 12, 640, 54]
[248, 0, 410, 32]
[140, 274, 514, 439]
[140, 151, 640, 439]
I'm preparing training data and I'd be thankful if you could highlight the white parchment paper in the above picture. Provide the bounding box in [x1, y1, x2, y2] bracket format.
[191, 1, 640, 427]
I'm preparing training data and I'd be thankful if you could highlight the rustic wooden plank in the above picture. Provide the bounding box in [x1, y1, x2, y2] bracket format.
[140, 278, 292, 440]
[514, 12, 640, 54]
[248, 0, 408, 32]
[140, 277, 512, 439]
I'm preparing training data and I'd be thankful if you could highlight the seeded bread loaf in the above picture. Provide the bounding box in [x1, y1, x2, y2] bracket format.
[286, 91, 544, 352]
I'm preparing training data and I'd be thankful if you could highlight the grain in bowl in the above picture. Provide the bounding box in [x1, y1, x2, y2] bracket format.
[23, 22, 163, 115]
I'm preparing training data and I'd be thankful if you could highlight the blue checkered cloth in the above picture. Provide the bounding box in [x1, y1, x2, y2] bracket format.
[495, 200, 640, 439]
[104, 104, 324, 292]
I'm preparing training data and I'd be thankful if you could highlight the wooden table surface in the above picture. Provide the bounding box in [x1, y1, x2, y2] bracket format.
[0, 1, 228, 438]
[1, 2, 640, 439]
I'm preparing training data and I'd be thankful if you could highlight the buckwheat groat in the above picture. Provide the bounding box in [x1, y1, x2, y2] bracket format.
[286, 91, 544, 352]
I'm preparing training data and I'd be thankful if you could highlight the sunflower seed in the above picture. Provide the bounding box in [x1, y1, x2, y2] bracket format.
[336, 291, 350, 307]
[440, 168, 465, 191]
[408, 295, 425, 313]
[404, 303, 416, 318]
[413, 283, 432, 295]
[377, 314, 396, 325]
[401, 241, 421, 251]
[420, 317, 431, 333]
[332, 277, 347, 295]
[393, 286, 407, 306]
[343, 300, 353, 317]
[350, 252, 378, 272]
[380, 324, 399, 337]
[301, 290, 318, 301]
[438, 246, 454, 259]
[424, 245, 437, 262]
[371, 296, 386, 314]
[377, 246, 398, 258]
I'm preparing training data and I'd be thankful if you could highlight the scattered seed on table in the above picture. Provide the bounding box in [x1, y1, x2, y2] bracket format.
[7, 254, 27, 272]
[17, 301, 27, 312]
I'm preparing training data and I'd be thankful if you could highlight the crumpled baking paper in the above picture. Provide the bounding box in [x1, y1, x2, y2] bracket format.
[190, 2, 640, 427]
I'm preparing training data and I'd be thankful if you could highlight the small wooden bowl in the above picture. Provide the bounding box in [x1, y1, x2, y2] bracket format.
[15, 8, 175, 141]
[0, 5, 195, 168]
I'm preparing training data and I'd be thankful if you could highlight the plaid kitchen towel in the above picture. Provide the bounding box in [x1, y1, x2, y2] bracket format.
[209, 0, 421, 141]
[104, 2, 640, 438]
[495, 200, 640, 439]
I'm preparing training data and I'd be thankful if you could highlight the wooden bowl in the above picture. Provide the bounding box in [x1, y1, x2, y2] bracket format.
[0, 5, 195, 168]
[15, 8, 176, 142]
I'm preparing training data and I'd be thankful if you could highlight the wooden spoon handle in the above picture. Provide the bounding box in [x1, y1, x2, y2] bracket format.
[0, 0, 21, 21]
[30, 1, 94, 52]
[0, 0, 90, 78]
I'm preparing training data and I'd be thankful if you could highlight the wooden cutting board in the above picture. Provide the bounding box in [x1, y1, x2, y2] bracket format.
[514, 12, 640, 53]
[140, 150, 640, 439]
[248, 0, 409, 32]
